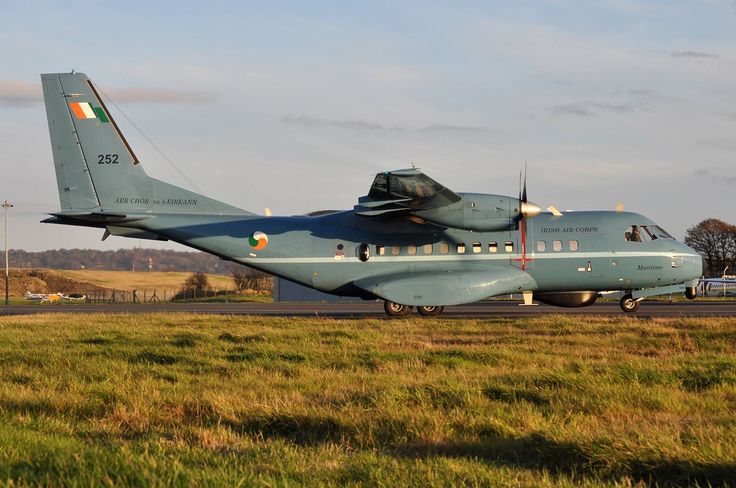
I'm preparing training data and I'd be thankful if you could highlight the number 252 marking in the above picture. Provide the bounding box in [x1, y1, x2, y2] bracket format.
[97, 154, 119, 164]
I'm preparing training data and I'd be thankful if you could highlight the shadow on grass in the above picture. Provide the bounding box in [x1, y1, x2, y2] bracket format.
[227, 413, 356, 446]
[223, 412, 735, 486]
[398, 433, 736, 487]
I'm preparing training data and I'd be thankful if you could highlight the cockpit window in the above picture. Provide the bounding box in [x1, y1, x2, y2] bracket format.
[624, 225, 643, 242]
[650, 225, 674, 239]
[625, 224, 671, 242]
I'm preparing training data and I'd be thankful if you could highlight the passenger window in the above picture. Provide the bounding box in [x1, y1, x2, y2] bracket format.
[457, 243, 466, 254]
[537, 240, 546, 252]
[376, 245, 385, 256]
[439, 242, 449, 254]
[488, 241, 498, 253]
[569, 240, 579, 251]
[407, 245, 417, 255]
[472, 242, 482, 253]
[391, 245, 400, 256]
[505, 241, 513, 252]
[423, 244, 433, 255]
[553, 240, 562, 252]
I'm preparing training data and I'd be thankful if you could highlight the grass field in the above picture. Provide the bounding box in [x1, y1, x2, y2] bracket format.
[56, 269, 235, 290]
[0, 314, 734, 486]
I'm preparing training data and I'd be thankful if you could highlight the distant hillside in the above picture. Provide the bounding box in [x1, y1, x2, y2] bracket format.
[1, 269, 240, 298]
[3, 248, 229, 274]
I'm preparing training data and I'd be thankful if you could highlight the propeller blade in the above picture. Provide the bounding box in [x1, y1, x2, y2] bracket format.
[547, 206, 563, 217]
[518, 169, 522, 203]
[521, 162, 528, 203]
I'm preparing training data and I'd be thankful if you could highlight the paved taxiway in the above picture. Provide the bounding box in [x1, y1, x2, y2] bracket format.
[1, 301, 735, 318]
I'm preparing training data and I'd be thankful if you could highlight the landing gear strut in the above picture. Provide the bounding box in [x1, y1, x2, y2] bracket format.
[417, 305, 444, 316]
[620, 293, 640, 313]
[384, 301, 411, 317]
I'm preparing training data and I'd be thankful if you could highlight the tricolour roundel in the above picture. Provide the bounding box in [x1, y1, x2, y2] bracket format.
[248, 231, 268, 250]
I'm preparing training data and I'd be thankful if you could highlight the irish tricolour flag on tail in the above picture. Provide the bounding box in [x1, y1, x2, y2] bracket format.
[68, 102, 109, 123]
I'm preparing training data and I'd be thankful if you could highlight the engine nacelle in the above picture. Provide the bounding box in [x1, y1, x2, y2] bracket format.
[413, 193, 522, 232]
[535, 291, 598, 308]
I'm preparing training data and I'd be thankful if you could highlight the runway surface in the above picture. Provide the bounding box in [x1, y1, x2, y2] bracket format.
[1, 300, 735, 318]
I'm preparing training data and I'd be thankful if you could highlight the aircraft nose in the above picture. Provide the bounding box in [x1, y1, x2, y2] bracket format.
[701, 255, 708, 277]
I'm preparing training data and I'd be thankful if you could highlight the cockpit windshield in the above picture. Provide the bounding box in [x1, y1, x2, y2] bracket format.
[624, 224, 674, 242]
[650, 225, 674, 239]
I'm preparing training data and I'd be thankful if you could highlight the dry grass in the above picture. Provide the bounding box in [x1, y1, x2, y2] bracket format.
[56, 269, 234, 290]
[0, 313, 734, 486]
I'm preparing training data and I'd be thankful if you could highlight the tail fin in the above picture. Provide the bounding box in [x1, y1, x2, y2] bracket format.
[41, 72, 249, 215]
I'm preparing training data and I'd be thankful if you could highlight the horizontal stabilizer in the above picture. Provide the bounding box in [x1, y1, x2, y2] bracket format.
[42, 211, 151, 226]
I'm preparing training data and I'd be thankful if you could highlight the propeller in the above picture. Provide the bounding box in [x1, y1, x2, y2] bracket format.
[518, 163, 541, 219]
[516, 164, 541, 271]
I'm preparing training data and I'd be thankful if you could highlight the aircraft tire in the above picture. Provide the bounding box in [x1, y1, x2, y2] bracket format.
[417, 305, 444, 316]
[620, 294, 640, 313]
[384, 301, 411, 317]
[685, 287, 697, 300]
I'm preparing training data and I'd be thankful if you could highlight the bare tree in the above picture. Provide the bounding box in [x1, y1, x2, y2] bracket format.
[183, 272, 209, 293]
[684, 219, 736, 277]
[230, 265, 251, 293]
[229, 264, 272, 293]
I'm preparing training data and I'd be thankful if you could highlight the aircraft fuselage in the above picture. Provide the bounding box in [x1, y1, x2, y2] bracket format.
[138, 208, 702, 305]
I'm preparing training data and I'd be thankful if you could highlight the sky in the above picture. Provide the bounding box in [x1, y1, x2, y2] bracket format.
[1, 0, 735, 251]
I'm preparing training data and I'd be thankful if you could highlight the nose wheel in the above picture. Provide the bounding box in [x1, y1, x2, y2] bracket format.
[620, 294, 640, 313]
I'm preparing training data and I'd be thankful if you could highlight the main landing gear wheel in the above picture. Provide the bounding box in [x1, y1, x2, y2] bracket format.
[384, 301, 411, 317]
[620, 294, 640, 313]
[417, 305, 444, 316]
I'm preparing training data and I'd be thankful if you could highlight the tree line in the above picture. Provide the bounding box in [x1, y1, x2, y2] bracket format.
[2, 248, 229, 274]
[685, 219, 736, 277]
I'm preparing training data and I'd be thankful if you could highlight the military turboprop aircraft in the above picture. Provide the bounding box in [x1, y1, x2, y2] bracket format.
[40, 72, 704, 316]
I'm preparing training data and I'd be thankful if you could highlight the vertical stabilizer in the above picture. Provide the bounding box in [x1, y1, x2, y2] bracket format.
[41, 72, 249, 215]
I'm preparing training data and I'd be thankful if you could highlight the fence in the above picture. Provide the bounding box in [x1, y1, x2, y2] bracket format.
[83, 288, 246, 303]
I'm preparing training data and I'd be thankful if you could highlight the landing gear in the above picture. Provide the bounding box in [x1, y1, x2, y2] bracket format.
[384, 301, 411, 317]
[685, 287, 697, 300]
[620, 294, 640, 313]
[417, 305, 444, 316]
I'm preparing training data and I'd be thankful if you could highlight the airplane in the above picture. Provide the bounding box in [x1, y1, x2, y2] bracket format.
[24, 291, 49, 301]
[24, 291, 86, 302]
[699, 276, 736, 297]
[39, 72, 705, 316]
[25, 291, 63, 303]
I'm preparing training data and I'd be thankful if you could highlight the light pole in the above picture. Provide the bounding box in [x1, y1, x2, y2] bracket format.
[2, 200, 13, 305]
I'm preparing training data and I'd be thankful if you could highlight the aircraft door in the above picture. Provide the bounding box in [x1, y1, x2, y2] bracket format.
[311, 239, 353, 288]
[586, 237, 611, 279]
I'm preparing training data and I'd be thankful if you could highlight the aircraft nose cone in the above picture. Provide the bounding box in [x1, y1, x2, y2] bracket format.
[702, 256, 708, 277]
[521, 201, 541, 218]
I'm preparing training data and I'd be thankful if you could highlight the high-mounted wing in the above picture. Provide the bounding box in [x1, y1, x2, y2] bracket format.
[354, 169, 461, 216]
[353, 169, 523, 232]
